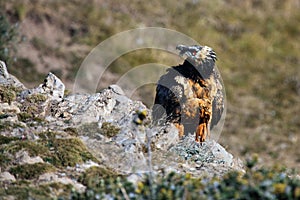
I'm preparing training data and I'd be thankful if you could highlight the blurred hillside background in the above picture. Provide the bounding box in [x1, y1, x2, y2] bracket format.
[0, 0, 299, 168]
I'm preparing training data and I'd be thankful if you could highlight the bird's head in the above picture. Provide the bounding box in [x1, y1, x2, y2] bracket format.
[176, 44, 217, 66]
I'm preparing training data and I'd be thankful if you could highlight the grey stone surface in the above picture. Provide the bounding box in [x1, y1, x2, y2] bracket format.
[0, 60, 244, 187]
[20, 72, 65, 101]
[38, 172, 86, 192]
[0, 61, 9, 78]
[15, 150, 44, 165]
[0, 60, 26, 89]
[0, 172, 16, 183]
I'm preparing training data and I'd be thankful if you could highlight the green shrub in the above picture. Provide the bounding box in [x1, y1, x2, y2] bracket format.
[71, 162, 300, 200]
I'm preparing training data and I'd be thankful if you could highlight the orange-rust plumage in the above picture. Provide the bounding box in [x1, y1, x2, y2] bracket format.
[152, 44, 224, 143]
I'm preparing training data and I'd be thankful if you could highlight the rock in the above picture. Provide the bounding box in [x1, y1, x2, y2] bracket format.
[42, 72, 65, 100]
[152, 124, 180, 150]
[20, 72, 65, 101]
[15, 150, 44, 165]
[0, 172, 16, 182]
[0, 60, 9, 78]
[108, 84, 125, 95]
[48, 91, 116, 124]
[0, 60, 26, 89]
[0, 60, 244, 197]
[82, 136, 149, 174]
[0, 102, 20, 123]
[170, 137, 233, 165]
[39, 172, 86, 193]
[38, 172, 58, 182]
[0, 102, 20, 114]
[75, 160, 100, 173]
[126, 173, 144, 185]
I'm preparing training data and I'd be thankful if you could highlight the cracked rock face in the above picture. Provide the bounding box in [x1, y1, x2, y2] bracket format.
[0, 60, 243, 195]
[20, 72, 65, 101]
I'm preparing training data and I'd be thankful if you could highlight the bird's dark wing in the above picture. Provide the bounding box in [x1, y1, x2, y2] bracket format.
[211, 71, 224, 128]
[152, 70, 183, 125]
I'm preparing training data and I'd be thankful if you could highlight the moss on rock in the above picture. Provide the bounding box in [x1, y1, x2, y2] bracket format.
[0, 181, 73, 199]
[0, 135, 18, 145]
[0, 153, 12, 169]
[50, 138, 97, 167]
[25, 93, 47, 104]
[78, 166, 120, 188]
[79, 122, 120, 138]
[17, 93, 48, 123]
[9, 162, 56, 179]
[64, 127, 79, 137]
[3, 140, 49, 157]
[0, 133, 99, 171]
[17, 112, 32, 122]
[100, 122, 120, 138]
[79, 122, 101, 136]
[37, 134, 98, 168]
[0, 85, 18, 104]
[0, 119, 25, 131]
[37, 131, 57, 141]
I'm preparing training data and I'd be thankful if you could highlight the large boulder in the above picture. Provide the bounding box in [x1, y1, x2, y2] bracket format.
[0, 60, 243, 195]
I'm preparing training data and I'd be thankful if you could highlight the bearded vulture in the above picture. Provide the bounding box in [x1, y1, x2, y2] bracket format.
[152, 44, 224, 143]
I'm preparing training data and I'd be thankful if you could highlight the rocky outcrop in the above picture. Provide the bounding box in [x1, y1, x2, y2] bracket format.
[0, 60, 243, 197]
[0, 61, 26, 90]
[20, 72, 65, 101]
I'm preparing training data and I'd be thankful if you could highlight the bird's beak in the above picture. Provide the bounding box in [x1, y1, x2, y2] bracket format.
[176, 45, 189, 56]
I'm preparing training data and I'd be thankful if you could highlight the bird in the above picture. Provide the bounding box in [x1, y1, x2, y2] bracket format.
[152, 44, 224, 143]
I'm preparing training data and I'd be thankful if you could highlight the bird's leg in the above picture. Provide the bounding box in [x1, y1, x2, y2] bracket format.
[196, 122, 209, 144]
[174, 123, 184, 138]
[195, 123, 206, 143]
[203, 111, 211, 141]
[196, 108, 207, 143]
